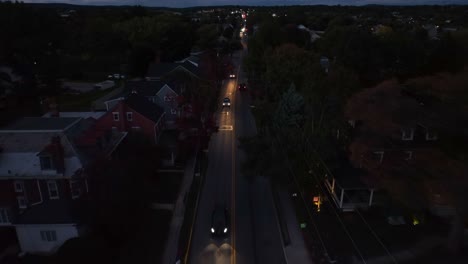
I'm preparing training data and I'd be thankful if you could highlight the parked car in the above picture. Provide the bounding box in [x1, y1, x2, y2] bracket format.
[238, 83, 247, 91]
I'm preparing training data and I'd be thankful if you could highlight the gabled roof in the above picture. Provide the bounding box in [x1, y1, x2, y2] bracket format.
[16, 200, 86, 224]
[125, 80, 167, 97]
[146, 61, 200, 79]
[0, 117, 126, 177]
[332, 164, 369, 189]
[124, 93, 165, 124]
[176, 55, 201, 67]
[42, 112, 106, 120]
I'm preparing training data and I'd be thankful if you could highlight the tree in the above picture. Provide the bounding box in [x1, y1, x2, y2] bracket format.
[263, 44, 315, 99]
[86, 134, 160, 244]
[195, 24, 220, 50]
[275, 83, 305, 128]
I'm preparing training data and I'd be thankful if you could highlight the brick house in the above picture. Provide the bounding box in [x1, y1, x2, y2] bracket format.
[100, 93, 165, 144]
[106, 80, 180, 129]
[0, 117, 127, 254]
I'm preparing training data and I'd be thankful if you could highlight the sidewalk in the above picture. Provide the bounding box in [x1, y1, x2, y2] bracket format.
[278, 189, 314, 264]
[160, 155, 197, 264]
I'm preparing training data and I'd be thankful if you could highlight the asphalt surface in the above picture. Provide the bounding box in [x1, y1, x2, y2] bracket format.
[188, 39, 287, 264]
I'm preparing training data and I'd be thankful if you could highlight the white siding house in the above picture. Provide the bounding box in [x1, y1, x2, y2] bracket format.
[16, 224, 80, 254]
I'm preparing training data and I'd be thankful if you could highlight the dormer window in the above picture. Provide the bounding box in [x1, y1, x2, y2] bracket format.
[426, 131, 438, 141]
[39, 156, 54, 170]
[164, 95, 173, 102]
[401, 128, 414, 141]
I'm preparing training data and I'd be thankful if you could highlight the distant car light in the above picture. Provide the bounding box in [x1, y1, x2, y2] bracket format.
[211, 228, 215, 233]
[223, 228, 228, 233]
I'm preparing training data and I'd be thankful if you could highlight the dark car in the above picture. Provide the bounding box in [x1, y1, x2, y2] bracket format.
[222, 97, 231, 107]
[211, 207, 229, 237]
[238, 83, 247, 91]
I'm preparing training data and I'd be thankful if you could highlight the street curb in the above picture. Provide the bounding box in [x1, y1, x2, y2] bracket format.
[272, 184, 292, 246]
[183, 150, 206, 264]
[269, 181, 290, 264]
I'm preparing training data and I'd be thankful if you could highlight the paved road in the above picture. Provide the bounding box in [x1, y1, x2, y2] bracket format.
[188, 39, 287, 264]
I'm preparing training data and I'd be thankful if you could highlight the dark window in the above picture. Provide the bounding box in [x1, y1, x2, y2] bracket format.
[0, 208, 10, 224]
[40, 230, 57, 242]
[47, 181, 59, 199]
[40, 156, 54, 170]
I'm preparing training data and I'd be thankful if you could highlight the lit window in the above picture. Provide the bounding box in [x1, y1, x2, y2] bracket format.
[40, 230, 57, 242]
[126, 112, 133, 121]
[47, 181, 59, 199]
[17, 196, 27, 209]
[112, 112, 119, 121]
[14, 181, 24, 193]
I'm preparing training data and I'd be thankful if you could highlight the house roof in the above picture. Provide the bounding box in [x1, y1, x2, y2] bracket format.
[42, 112, 106, 120]
[0, 117, 126, 178]
[125, 80, 167, 97]
[1, 117, 81, 132]
[16, 200, 86, 224]
[177, 55, 201, 67]
[125, 93, 165, 124]
[332, 164, 369, 189]
[146, 61, 200, 79]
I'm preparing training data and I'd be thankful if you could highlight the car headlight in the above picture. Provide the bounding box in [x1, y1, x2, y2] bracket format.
[211, 228, 215, 233]
[227, 103, 230, 106]
[223, 228, 228, 233]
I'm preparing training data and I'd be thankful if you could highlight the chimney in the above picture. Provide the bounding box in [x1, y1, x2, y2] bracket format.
[49, 97, 59, 117]
[51, 136, 65, 173]
[154, 50, 161, 63]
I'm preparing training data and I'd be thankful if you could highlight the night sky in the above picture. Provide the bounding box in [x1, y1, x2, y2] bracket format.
[20, 0, 468, 8]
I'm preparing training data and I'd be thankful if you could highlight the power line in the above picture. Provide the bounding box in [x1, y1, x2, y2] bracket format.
[273, 131, 367, 263]
[310, 148, 397, 262]
[302, 133, 397, 263]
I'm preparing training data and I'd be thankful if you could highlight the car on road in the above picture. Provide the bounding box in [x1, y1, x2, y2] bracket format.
[238, 83, 247, 91]
[229, 73, 236, 79]
[211, 207, 229, 237]
[222, 97, 231, 107]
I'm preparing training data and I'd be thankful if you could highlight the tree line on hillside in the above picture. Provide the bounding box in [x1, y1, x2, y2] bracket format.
[0, 1, 243, 94]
